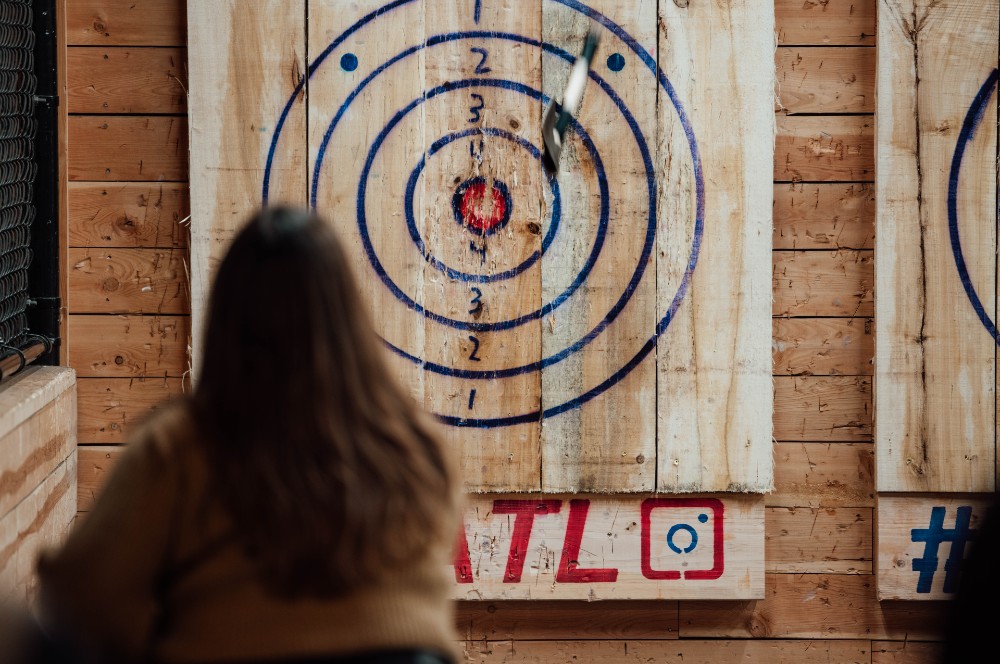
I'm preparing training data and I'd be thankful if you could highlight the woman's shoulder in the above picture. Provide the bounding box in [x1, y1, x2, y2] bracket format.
[126, 397, 201, 465]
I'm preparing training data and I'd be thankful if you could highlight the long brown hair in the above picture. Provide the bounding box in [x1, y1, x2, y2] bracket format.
[192, 205, 458, 598]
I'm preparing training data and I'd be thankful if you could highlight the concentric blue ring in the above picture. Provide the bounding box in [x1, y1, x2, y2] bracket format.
[262, 0, 706, 427]
[354, 77, 611, 333]
[948, 68, 999, 345]
[404, 127, 565, 284]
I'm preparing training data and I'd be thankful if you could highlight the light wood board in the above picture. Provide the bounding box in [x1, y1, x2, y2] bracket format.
[875, 1, 999, 492]
[188, 1, 774, 494]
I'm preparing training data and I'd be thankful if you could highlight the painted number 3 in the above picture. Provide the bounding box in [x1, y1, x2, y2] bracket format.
[468, 93, 485, 123]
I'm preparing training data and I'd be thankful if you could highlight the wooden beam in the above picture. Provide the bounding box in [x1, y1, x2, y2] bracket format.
[773, 183, 874, 251]
[765, 506, 872, 574]
[770, 442, 875, 508]
[773, 250, 874, 317]
[775, 115, 874, 182]
[773, 376, 871, 442]
[76, 446, 122, 512]
[67, 248, 190, 315]
[65, 0, 186, 46]
[68, 116, 189, 182]
[777, 47, 875, 114]
[680, 573, 947, 639]
[773, 317, 873, 376]
[872, 640, 943, 664]
[67, 315, 190, 378]
[67, 182, 190, 248]
[75, 377, 185, 444]
[775, 0, 876, 46]
[67, 47, 187, 114]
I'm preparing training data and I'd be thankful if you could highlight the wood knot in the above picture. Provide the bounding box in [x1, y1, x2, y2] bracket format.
[673, 0, 689, 7]
[525, 222, 541, 235]
[101, 277, 120, 292]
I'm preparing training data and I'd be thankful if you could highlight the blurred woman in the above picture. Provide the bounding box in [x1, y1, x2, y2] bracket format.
[34, 206, 463, 664]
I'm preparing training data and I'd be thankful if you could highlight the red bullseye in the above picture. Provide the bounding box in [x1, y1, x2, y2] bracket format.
[461, 182, 505, 232]
[453, 176, 513, 236]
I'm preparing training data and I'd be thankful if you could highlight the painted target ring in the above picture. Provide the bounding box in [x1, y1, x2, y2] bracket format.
[949, 68, 999, 344]
[263, 0, 705, 428]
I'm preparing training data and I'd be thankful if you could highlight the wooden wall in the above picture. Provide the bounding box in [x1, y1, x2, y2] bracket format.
[64, 0, 956, 661]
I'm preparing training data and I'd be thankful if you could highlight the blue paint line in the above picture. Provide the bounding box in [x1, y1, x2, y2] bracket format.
[354, 76, 615, 336]
[403, 126, 564, 284]
[948, 68, 999, 345]
[262, 1, 706, 428]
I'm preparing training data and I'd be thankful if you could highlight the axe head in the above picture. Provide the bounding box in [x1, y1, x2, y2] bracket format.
[541, 101, 563, 175]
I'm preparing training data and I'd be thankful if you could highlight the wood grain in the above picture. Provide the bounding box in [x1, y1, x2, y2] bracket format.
[457, 601, 678, 641]
[67, 182, 190, 248]
[775, 0, 876, 46]
[773, 250, 873, 317]
[773, 376, 871, 442]
[871, 640, 943, 664]
[67, 315, 190, 378]
[65, 0, 187, 46]
[656, 0, 774, 493]
[76, 445, 122, 512]
[463, 639, 872, 663]
[540, 0, 655, 492]
[875, 0, 999, 493]
[68, 116, 189, 182]
[773, 183, 874, 250]
[68, 248, 190, 315]
[765, 506, 872, 574]
[680, 574, 949, 639]
[67, 47, 188, 114]
[770, 442, 875, 508]
[773, 317, 873, 376]
[775, 115, 874, 182]
[777, 47, 875, 114]
[75, 377, 185, 444]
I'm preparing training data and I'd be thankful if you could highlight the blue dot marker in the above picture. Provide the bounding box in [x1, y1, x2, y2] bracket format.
[340, 53, 358, 72]
[607, 53, 625, 72]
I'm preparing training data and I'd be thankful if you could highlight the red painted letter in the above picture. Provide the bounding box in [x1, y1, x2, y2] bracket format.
[492, 499, 561, 583]
[453, 520, 473, 584]
[556, 499, 618, 583]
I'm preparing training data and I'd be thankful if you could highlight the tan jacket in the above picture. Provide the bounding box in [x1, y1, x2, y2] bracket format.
[35, 404, 461, 663]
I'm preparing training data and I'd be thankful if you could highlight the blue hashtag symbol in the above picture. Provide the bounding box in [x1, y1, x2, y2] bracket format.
[910, 506, 976, 593]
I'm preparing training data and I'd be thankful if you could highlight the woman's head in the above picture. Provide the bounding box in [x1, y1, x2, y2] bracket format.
[193, 205, 458, 597]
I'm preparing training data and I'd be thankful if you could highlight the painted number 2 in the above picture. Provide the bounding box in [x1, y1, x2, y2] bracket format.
[468, 93, 485, 123]
[468, 335, 482, 362]
[470, 47, 491, 74]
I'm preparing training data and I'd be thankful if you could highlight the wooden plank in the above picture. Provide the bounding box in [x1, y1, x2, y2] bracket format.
[76, 446, 122, 513]
[187, 0, 306, 372]
[67, 182, 190, 248]
[539, 0, 656, 491]
[775, 115, 874, 182]
[773, 376, 871, 442]
[0, 368, 77, 520]
[455, 494, 763, 600]
[0, 453, 76, 602]
[773, 250, 873, 317]
[773, 183, 874, 250]
[877, 494, 993, 600]
[765, 506, 872, 574]
[457, 601, 678, 641]
[876, 1, 999, 493]
[679, 573, 947, 639]
[65, 0, 186, 46]
[68, 116, 189, 182]
[76, 377, 185, 444]
[775, 0, 876, 46]
[66, 47, 188, 114]
[67, 248, 190, 315]
[777, 47, 875, 114]
[773, 317, 873, 376]
[770, 442, 875, 508]
[657, 0, 773, 493]
[463, 639, 873, 663]
[67, 315, 190, 378]
[872, 641, 943, 664]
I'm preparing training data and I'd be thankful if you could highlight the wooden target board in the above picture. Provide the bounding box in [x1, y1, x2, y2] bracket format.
[875, 1, 998, 600]
[188, 1, 773, 598]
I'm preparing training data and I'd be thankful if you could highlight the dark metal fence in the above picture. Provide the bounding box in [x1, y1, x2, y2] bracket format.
[0, 0, 56, 381]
